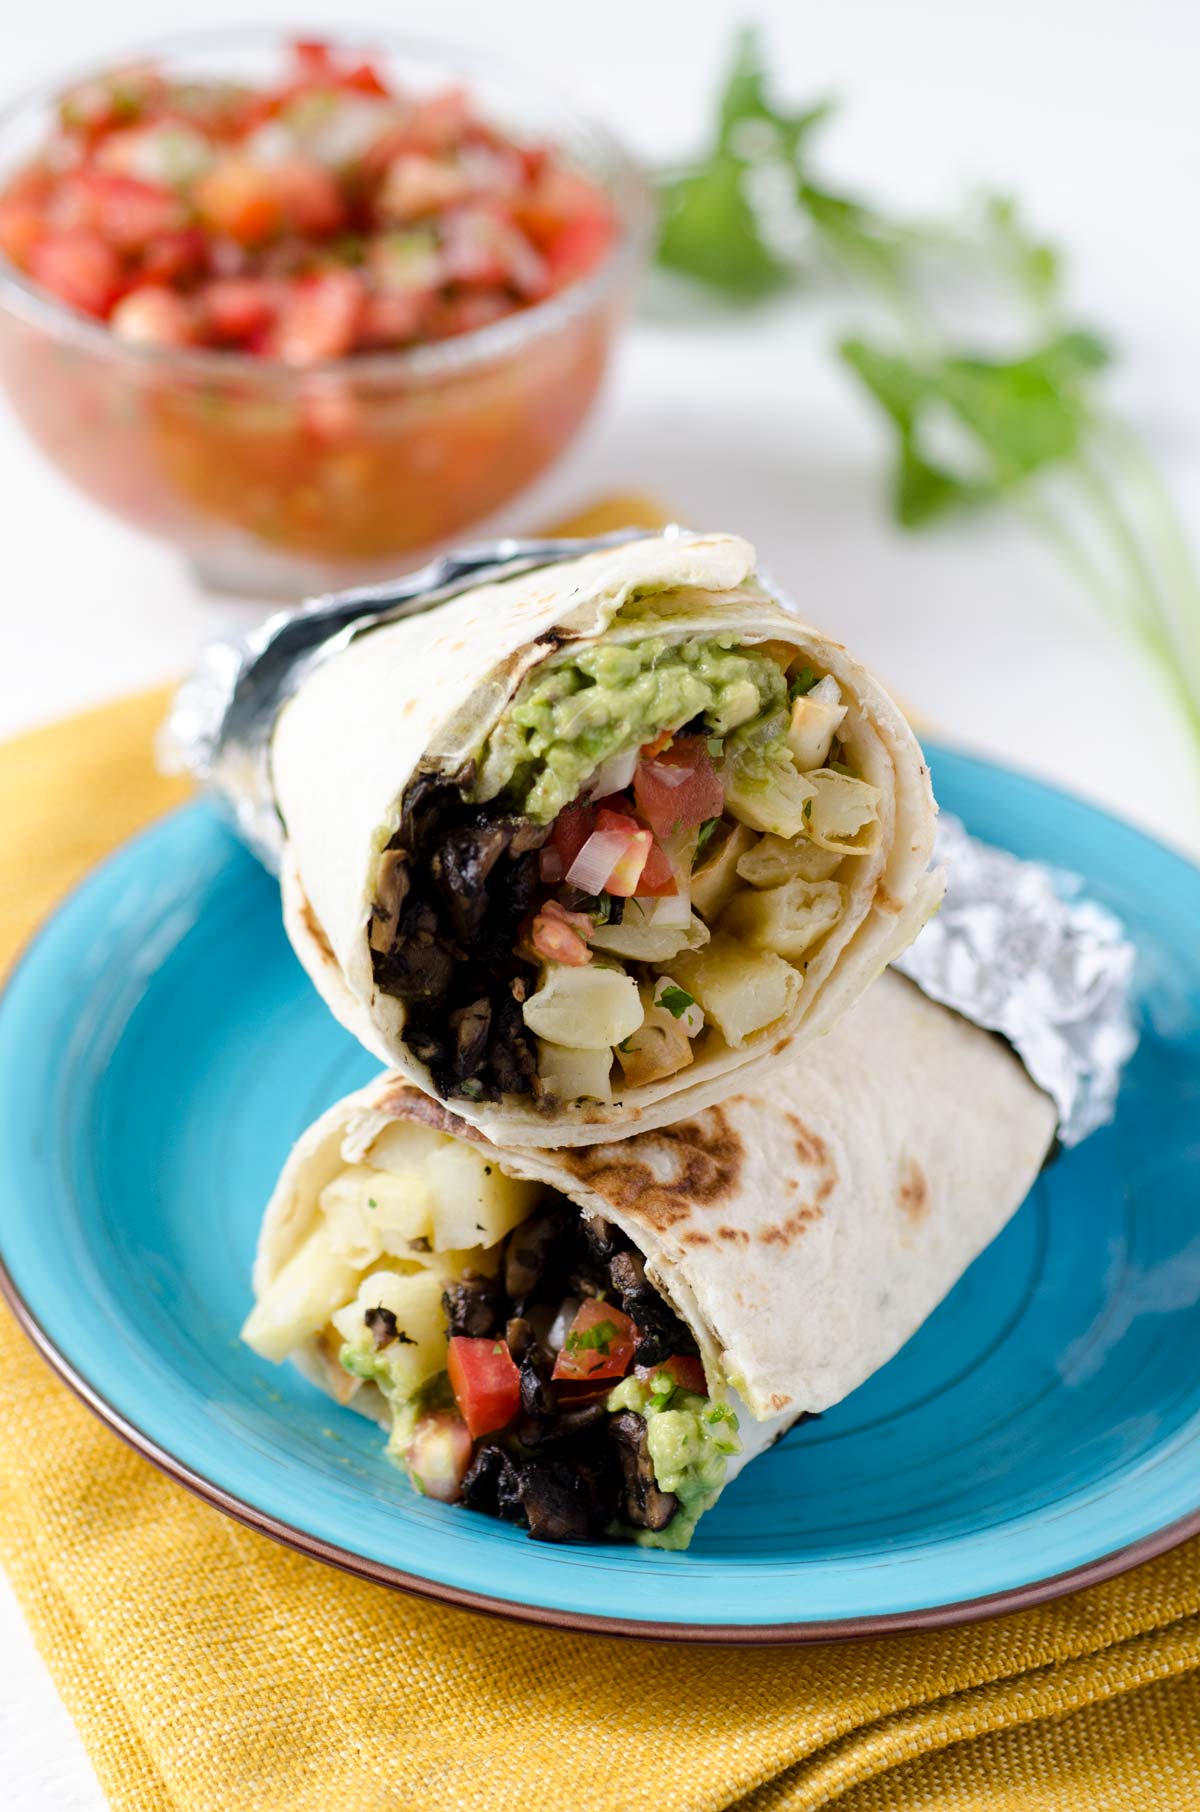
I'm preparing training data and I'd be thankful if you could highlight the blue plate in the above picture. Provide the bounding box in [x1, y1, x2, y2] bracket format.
[2, 745, 1199, 1641]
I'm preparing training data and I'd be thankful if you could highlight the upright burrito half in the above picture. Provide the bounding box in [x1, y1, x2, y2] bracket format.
[271, 531, 942, 1147]
[242, 972, 1057, 1550]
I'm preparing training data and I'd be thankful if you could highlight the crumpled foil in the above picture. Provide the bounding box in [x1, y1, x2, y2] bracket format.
[162, 530, 1138, 1146]
[894, 815, 1137, 1146]
[159, 527, 655, 869]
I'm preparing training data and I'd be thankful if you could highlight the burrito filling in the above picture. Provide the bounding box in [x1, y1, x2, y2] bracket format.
[242, 1114, 740, 1547]
[367, 623, 881, 1108]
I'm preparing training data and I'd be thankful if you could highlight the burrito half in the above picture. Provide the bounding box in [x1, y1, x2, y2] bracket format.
[271, 531, 942, 1147]
[242, 972, 1056, 1549]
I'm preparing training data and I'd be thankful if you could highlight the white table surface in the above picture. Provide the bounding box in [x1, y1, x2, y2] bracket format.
[2, 0, 1198, 1805]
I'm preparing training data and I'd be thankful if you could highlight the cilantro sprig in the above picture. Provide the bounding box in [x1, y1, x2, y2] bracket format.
[657, 30, 1200, 762]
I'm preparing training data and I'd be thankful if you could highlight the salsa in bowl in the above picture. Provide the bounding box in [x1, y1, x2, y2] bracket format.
[0, 33, 650, 594]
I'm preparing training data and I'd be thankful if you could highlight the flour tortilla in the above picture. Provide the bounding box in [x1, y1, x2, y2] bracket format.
[271, 530, 942, 1147]
[252, 972, 1057, 1477]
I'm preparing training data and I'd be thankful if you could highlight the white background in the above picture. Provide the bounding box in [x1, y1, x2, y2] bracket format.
[1, 2, 1198, 1805]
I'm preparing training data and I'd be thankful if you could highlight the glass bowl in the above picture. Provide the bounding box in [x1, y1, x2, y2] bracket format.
[0, 29, 652, 597]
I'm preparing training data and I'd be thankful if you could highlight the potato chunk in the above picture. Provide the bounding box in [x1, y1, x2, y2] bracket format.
[720, 878, 845, 960]
[690, 820, 757, 920]
[736, 832, 844, 887]
[665, 938, 802, 1047]
[319, 1164, 434, 1269]
[787, 677, 846, 771]
[590, 900, 709, 963]
[242, 1224, 361, 1364]
[523, 962, 644, 1050]
[332, 1269, 449, 1397]
[804, 769, 882, 852]
[537, 1040, 614, 1104]
[421, 1140, 541, 1250]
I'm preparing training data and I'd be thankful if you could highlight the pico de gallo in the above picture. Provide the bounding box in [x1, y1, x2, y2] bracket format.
[0, 39, 617, 361]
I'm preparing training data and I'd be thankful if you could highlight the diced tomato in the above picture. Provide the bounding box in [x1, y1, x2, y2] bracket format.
[550, 802, 597, 873]
[545, 213, 614, 288]
[516, 165, 612, 248]
[379, 153, 471, 223]
[634, 838, 678, 897]
[110, 285, 195, 346]
[56, 171, 184, 253]
[28, 232, 122, 316]
[636, 1355, 708, 1395]
[552, 1299, 638, 1384]
[0, 200, 45, 266]
[395, 89, 473, 156]
[425, 288, 514, 340]
[405, 1410, 474, 1502]
[441, 205, 548, 299]
[291, 40, 337, 79]
[357, 290, 429, 348]
[531, 899, 593, 968]
[195, 158, 282, 246]
[140, 227, 207, 285]
[270, 161, 346, 237]
[590, 807, 651, 896]
[200, 277, 280, 343]
[634, 738, 724, 841]
[273, 270, 364, 365]
[447, 1335, 521, 1438]
[340, 61, 391, 99]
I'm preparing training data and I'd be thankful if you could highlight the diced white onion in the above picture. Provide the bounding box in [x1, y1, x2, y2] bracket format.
[646, 892, 692, 928]
[548, 1297, 580, 1354]
[644, 760, 689, 789]
[585, 746, 639, 799]
[565, 829, 629, 894]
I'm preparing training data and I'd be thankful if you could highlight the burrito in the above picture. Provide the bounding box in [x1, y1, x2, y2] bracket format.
[242, 972, 1057, 1549]
[271, 531, 943, 1147]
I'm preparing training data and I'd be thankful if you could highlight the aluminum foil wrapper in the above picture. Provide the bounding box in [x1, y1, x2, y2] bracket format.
[160, 527, 654, 870]
[895, 815, 1137, 1146]
[162, 529, 1137, 1148]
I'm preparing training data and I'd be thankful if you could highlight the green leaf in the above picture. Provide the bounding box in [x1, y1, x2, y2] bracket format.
[894, 442, 976, 527]
[838, 337, 928, 433]
[717, 27, 832, 160]
[788, 665, 818, 700]
[658, 985, 696, 1020]
[694, 818, 721, 859]
[658, 156, 791, 297]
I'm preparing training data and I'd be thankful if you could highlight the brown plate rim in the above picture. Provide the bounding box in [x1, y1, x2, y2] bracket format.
[5, 1252, 1200, 1644]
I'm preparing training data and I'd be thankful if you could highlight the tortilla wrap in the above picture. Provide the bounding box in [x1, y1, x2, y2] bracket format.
[244, 972, 1056, 1543]
[271, 531, 942, 1148]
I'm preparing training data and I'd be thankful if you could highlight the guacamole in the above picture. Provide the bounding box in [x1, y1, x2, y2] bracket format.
[607, 1373, 742, 1550]
[476, 634, 789, 823]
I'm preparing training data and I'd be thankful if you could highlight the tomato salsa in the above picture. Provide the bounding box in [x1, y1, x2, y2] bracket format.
[0, 39, 617, 360]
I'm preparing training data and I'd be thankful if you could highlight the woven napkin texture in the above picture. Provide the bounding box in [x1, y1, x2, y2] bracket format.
[1, 500, 1199, 1811]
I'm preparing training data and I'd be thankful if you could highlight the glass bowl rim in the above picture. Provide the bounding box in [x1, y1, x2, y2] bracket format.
[0, 23, 655, 387]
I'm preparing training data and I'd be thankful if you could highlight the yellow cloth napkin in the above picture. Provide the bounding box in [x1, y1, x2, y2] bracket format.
[2, 513, 1200, 1811]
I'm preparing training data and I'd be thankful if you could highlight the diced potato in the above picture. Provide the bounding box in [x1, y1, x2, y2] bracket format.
[615, 1013, 695, 1088]
[804, 769, 882, 851]
[787, 677, 846, 772]
[666, 937, 802, 1048]
[332, 1269, 449, 1398]
[537, 1040, 614, 1104]
[421, 1139, 541, 1250]
[319, 1165, 434, 1269]
[523, 962, 644, 1050]
[241, 1224, 361, 1364]
[721, 748, 815, 838]
[736, 832, 845, 887]
[590, 899, 709, 963]
[720, 878, 846, 960]
[362, 1120, 452, 1174]
[690, 820, 757, 920]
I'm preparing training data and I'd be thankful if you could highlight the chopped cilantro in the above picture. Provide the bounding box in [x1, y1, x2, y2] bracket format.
[789, 666, 818, 700]
[694, 818, 721, 861]
[617, 1035, 636, 1053]
[803, 799, 813, 820]
[367, 1197, 378, 1210]
[566, 1319, 617, 1355]
[659, 985, 696, 1020]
